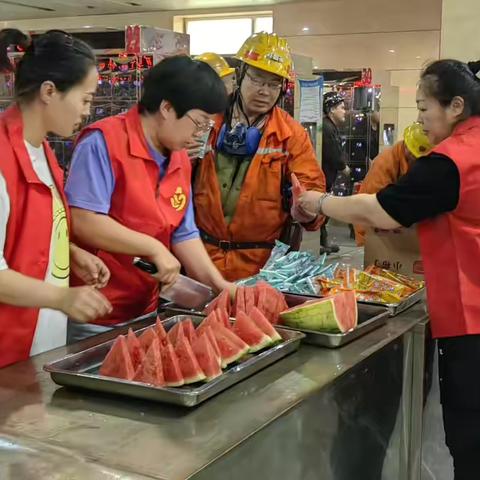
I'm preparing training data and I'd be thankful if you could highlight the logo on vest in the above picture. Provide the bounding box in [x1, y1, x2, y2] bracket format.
[170, 186, 187, 212]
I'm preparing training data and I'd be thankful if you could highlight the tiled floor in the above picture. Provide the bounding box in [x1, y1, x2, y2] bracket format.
[301, 222, 454, 480]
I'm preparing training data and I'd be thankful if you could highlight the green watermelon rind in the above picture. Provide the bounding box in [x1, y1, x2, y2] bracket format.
[279, 298, 347, 333]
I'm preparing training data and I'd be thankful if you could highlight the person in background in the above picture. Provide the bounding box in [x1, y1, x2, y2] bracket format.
[65, 55, 232, 343]
[187, 52, 237, 161]
[355, 122, 432, 245]
[195, 52, 236, 96]
[192, 32, 326, 281]
[299, 59, 480, 479]
[0, 28, 112, 368]
[321, 91, 350, 254]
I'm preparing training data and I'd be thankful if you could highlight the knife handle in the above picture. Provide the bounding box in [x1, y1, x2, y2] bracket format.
[133, 258, 158, 275]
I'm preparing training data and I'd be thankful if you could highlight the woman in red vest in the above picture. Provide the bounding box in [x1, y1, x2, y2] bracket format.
[300, 59, 480, 478]
[0, 29, 112, 368]
[65, 56, 232, 342]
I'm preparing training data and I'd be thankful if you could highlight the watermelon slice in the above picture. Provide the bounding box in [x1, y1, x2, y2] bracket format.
[279, 290, 358, 333]
[215, 308, 231, 330]
[291, 172, 306, 206]
[212, 327, 246, 366]
[233, 311, 273, 353]
[192, 334, 222, 382]
[249, 307, 282, 343]
[244, 287, 256, 315]
[99, 336, 135, 380]
[256, 284, 266, 314]
[234, 286, 246, 315]
[138, 327, 158, 352]
[154, 317, 167, 341]
[133, 337, 165, 386]
[161, 342, 184, 387]
[216, 289, 232, 316]
[196, 310, 220, 336]
[167, 321, 184, 346]
[182, 318, 197, 345]
[175, 336, 206, 384]
[220, 326, 249, 356]
[203, 326, 222, 368]
[126, 328, 146, 370]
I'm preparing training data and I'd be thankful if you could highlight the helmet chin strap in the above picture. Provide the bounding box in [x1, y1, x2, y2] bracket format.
[230, 64, 284, 129]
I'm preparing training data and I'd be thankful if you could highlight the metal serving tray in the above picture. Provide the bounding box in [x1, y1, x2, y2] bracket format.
[280, 288, 425, 317]
[160, 295, 390, 349]
[44, 315, 304, 407]
[362, 287, 425, 316]
[279, 293, 390, 348]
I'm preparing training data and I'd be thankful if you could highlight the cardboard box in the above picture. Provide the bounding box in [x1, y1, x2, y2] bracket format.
[363, 227, 424, 279]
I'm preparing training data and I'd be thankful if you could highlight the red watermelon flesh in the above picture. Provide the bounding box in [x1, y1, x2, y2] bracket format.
[196, 310, 220, 336]
[216, 289, 232, 316]
[182, 318, 197, 345]
[175, 336, 206, 384]
[167, 321, 184, 346]
[233, 311, 273, 353]
[215, 308, 231, 330]
[138, 328, 158, 352]
[331, 290, 358, 331]
[212, 327, 246, 366]
[133, 337, 165, 386]
[233, 286, 246, 316]
[220, 327, 249, 356]
[155, 317, 167, 341]
[261, 290, 278, 325]
[161, 342, 184, 387]
[126, 328, 146, 370]
[249, 307, 282, 343]
[99, 336, 135, 380]
[256, 285, 266, 314]
[192, 334, 222, 381]
[204, 326, 222, 368]
[244, 287, 256, 315]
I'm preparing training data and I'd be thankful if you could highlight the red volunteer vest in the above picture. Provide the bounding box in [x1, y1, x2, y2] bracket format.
[0, 105, 71, 368]
[73, 107, 191, 326]
[418, 117, 480, 338]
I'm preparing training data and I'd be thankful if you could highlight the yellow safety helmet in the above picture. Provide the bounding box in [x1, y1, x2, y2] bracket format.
[236, 32, 293, 80]
[194, 52, 235, 78]
[403, 122, 432, 158]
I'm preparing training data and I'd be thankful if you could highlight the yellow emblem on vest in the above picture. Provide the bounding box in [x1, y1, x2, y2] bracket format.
[171, 186, 187, 212]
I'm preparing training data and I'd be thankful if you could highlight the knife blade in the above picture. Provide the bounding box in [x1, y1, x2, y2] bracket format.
[133, 258, 215, 311]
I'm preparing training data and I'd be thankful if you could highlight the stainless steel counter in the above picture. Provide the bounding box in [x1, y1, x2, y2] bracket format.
[0, 304, 429, 480]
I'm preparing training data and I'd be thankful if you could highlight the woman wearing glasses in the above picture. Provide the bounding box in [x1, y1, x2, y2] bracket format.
[0, 29, 112, 368]
[193, 33, 326, 282]
[65, 56, 232, 341]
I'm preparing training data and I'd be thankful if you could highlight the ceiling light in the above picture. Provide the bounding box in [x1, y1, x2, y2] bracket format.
[388, 49, 395, 53]
[416, 56, 421, 59]
[302, 27, 309, 32]
[83, 25, 93, 28]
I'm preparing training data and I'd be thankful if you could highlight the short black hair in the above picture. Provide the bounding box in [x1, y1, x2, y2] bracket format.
[0, 29, 96, 102]
[420, 59, 480, 117]
[139, 55, 228, 117]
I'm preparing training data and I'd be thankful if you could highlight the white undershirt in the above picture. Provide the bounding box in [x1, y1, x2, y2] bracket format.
[0, 141, 69, 356]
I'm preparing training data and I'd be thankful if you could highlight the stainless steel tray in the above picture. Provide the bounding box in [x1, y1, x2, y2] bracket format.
[281, 288, 425, 317]
[280, 293, 390, 348]
[44, 315, 304, 407]
[159, 295, 390, 349]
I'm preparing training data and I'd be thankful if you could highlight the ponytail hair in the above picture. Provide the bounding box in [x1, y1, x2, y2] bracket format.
[419, 59, 480, 117]
[0, 28, 96, 102]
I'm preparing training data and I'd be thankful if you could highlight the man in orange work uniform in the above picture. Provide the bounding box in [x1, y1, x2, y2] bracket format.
[355, 122, 432, 245]
[193, 32, 326, 281]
